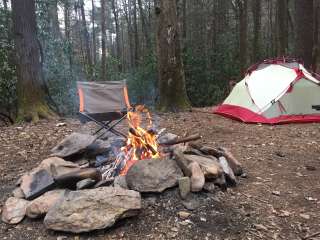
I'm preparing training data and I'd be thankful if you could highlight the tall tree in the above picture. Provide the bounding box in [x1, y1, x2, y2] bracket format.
[295, 0, 314, 68]
[133, 0, 139, 66]
[12, 0, 53, 121]
[138, 0, 151, 52]
[79, 0, 93, 76]
[91, 0, 97, 66]
[312, 0, 320, 71]
[155, 0, 190, 111]
[100, 0, 107, 81]
[277, 0, 288, 55]
[252, 0, 261, 62]
[111, 0, 122, 71]
[234, 0, 248, 74]
[48, 0, 62, 39]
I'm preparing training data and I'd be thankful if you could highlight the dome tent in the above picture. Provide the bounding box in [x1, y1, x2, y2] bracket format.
[214, 58, 320, 124]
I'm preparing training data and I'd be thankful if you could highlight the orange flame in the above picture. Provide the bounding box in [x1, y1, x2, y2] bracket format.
[118, 106, 160, 175]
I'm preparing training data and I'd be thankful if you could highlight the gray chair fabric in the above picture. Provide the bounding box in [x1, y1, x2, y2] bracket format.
[77, 81, 130, 114]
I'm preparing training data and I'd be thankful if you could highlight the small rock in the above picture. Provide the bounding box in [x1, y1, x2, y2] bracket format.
[171, 227, 179, 232]
[272, 191, 280, 196]
[275, 151, 285, 157]
[200, 217, 206, 222]
[12, 188, 25, 199]
[76, 178, 96, 190]
[299, 213, 310, 220]
[177, 211, 191, 219]
[181, 194, 200, 211]
[240, 172, 248, 178]
[254, 224, 268, 231]
[203, 182, 215, 193]
[56, 122, 66, 127]
[56, 236, 67, 240]
[1, 197, 29, 224]
[305, 165, 316, 171]
[178, 177, 190, 199]
[26, 190, 65, 218]
[279, 210, 291, 217]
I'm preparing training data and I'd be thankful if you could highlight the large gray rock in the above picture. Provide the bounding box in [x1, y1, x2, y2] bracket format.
[1, 197, 29, 224]
[51, 133, 96, 158]
[20, 157, 80, 200]
[126, 158, 183, 193]
[44, 187, 141, 233]
[20, 169, 55, 200]
[26, 190, 65, 218]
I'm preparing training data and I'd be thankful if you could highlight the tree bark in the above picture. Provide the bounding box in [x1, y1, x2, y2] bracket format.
[237, 0, 248, 74]
[251, 0, 261, 62]
[295, 0, 314, 68]
[48, 0, 62, 39]
[91, 0, 97, 66]
[277, 0, 288, 56]
[133, 0, 139, 66]
[79, 0, 93, 76]
[111, 0, 122, 71]
[138, 0, 152, 52]
[100, 0, 107, 81]
[312, 0, 320, 72]
[12, 0, 54, 122]
[155, 0, 190, 112]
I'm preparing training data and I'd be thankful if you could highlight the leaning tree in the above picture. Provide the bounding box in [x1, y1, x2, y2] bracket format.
[155, 0, 190, 111]
[12, 0, 54, 121]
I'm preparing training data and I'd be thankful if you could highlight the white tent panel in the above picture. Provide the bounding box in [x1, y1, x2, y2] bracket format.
[299, 64, 320, 84]
[246, 65, 297, 110]
[223, 79, 260, 112]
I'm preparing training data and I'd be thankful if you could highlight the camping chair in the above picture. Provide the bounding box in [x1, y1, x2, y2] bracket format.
[77, 81, 132, 139]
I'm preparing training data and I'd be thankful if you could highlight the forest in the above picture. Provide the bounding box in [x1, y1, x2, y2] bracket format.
[1, 1, 320, 240]
[0, 0, 319, 123]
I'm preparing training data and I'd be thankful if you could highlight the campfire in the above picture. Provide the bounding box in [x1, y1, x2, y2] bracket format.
[102, 106, 162, 179]
[1, 110, 245, 234]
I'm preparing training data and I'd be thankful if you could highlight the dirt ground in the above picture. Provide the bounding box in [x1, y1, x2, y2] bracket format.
[1, 109, 320, 240]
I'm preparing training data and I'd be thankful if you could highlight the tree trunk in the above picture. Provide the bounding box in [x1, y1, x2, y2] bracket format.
[48, 0, 62, 39]
[138, 0, 152, 53]
[312, 0, 320, 72]
[12, 0, 54, 122]
[252, 0, 261, 62]
[100, 0, 107, 81]
[133, 0, 139, 66]
[79, 0, 93, 77]
[123, 0, 134, 70]
[111, 0, 122, 71]
[237, 0, 247, 74]
[295, 0, 314, 68]
[155, 0, 190, 112]
[277, 0, 288, 56]
[91, 0, 97, 66]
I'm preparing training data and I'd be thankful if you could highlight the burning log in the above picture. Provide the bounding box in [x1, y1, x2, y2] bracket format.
[160, 134, 202, 146]
[129, 128, 158, 155]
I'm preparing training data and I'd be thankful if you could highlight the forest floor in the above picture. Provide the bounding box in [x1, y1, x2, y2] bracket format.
[1, 109, 320, 240]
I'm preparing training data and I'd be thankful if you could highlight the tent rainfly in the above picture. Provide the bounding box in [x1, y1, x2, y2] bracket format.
[214, 58, 320, 124]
